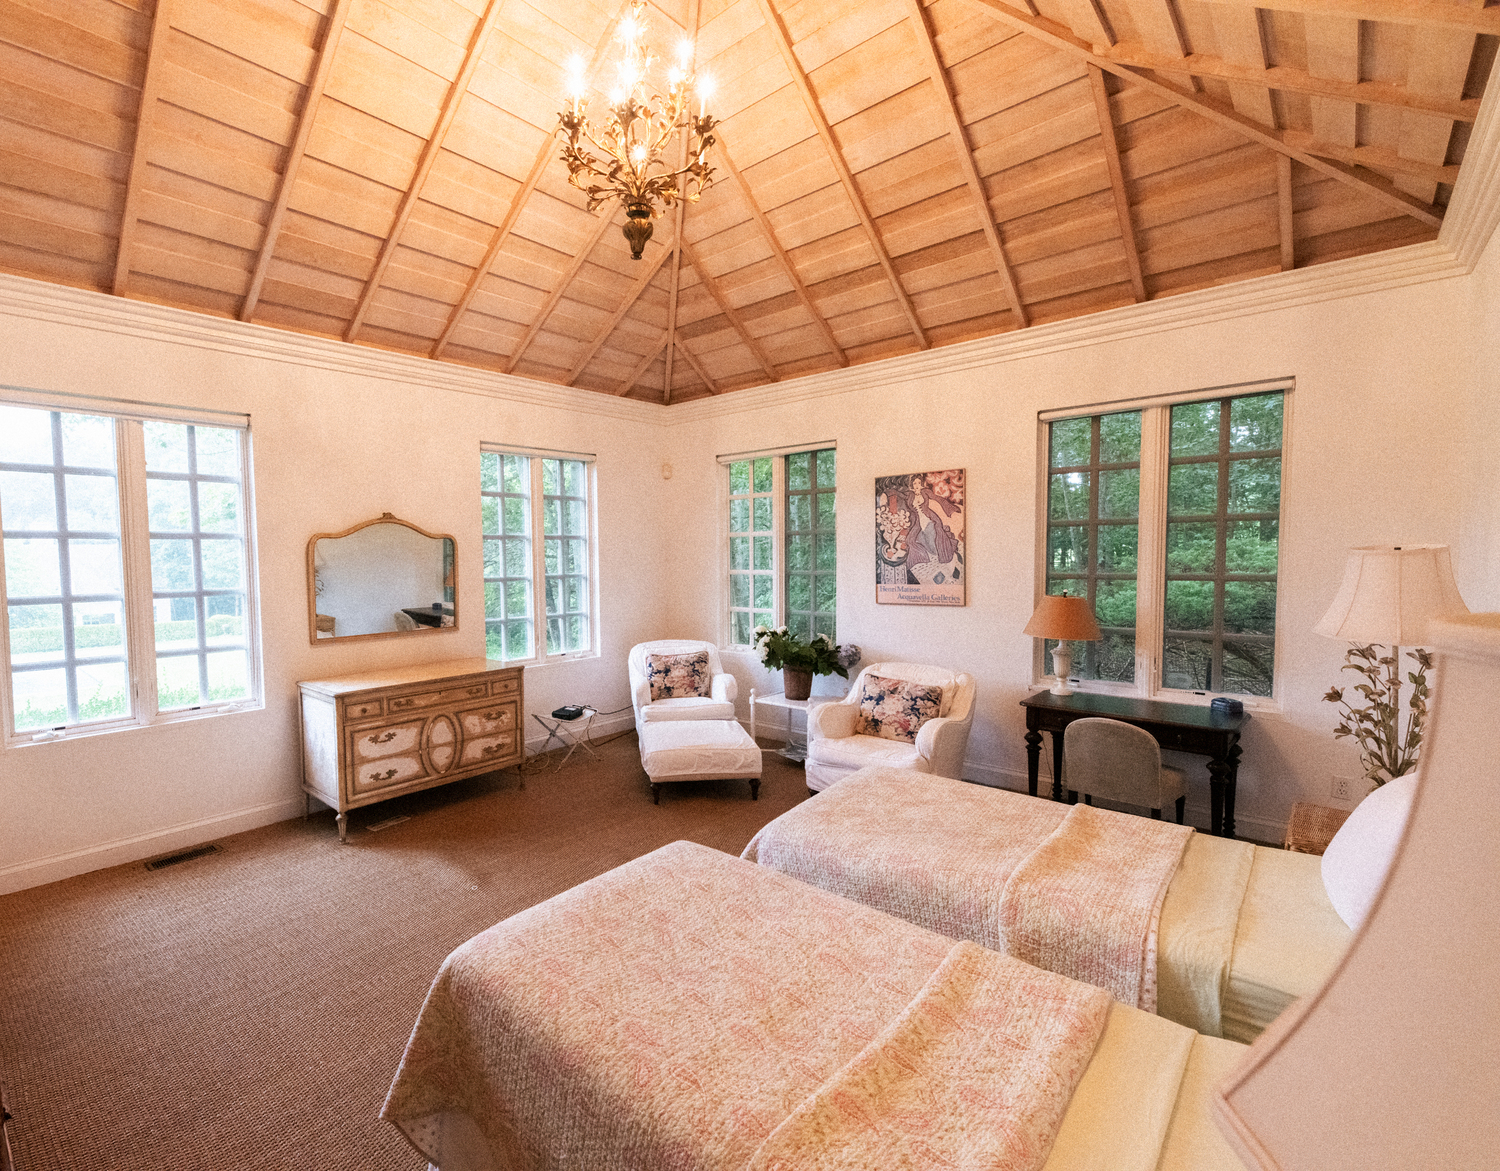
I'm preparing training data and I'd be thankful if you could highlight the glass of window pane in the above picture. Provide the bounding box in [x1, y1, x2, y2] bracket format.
[753, 574, 773, 610]
[729, 499, 749, 533]
[732, 611, 751, 646]
[62, 414, 116, 470]
[545, 577, 562, 616]
[1226, 519, 1278, 573]
[143, 422, 190, 473]
[1097, 523, 1138, 572]
[752, 459, 772, 493]
[480, 452, 500, 492]
[563, 460, 585, 495]
[787, 495, 810, 531]
[9, 603, 64, 660]
[729, 461, 749, 494]
[786, 452, 810, 489]
[541, 460, 559, 494]
[567, 615, 586, 651]
[542, 497, 561, 535]
[157, 654, 202, 710]
[1223, 640, 1274, 697]
[1170, 402, 1220, 457]
[815, 534, 836, 571]
[194, 428, 241, 477]
[1166, 522, 1218, 573]
[503, 496, 527, 535]
[1099, 412, 1141, 463]
[1229, 394, 1283, 452]
[5, 538, 62, 596]
[0, 471, 58, 530]
[730, 536, 749, 570]
[503, 455, 526, 493]
[200, 539, 243, 590]
[543, 540, 559, 574]
[197, 482, 239, 532]
[12, 665, 69, 731]
[752, 496, 771, 531]
[1167, 463, 1218, 516]
[731, 574, 750, 609]
[505, 580, 529, 619]
[815, 449, 835, 483]
[816, 491, 834, 529]
[147, 480, 192, 531]
[72, 601, 124, 659]
[788, 614, 810, 641]
[156, 597, 199, 652]
[786, 574, 810, 612]
[1224, 581, 1277, 635]
[1164, 580, 1215, 633]
[753, 536, 772, 570]
[1228, 457, 1281, 514]
[814, 574, 836, 613]
[503, 538, 528, 577]
[1098, 469, 1139, 518]
[1047, 525, 1087, 575]
[205, 649, 250, 701]
[505, 622, 530, 660]
[74, 659, 129, 720]
[1049, 472, 1090, 520]
[1162, 636, 1213, 690]
[0, 405, 53, 463]
[1050, 417, 1090, 468]
[70, 539, 124, 595]
[786, 536, 811, 571]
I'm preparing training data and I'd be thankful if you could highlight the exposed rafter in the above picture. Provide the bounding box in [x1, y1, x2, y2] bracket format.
[753, 0, 930, 349]
[1186, 0, 1500, 36]
[241, 0, 352, 323]
[672, 330, 720, 394]
[1278, 155, 1295, 270]
[1282, 133, 1460, 184]
[616, 334, 666, 395]
[663, 235, 683, 404]
[715, 136, 848, 365]
[566, 234, 677, 384]
[903, 0, 1028, 328]
[679, 238, 781, 383]
[963, 0, 1446, 227]
[345, 0, 507, 343]
[1088, 65, 1146, 302]
[113, 0, 177, 296]
[506, 210, 617, 374]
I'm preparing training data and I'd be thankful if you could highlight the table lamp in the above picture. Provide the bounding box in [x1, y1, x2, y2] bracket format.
[1023, 594, 1101, 696]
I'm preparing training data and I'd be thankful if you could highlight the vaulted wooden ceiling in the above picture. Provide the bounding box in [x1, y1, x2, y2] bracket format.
[1, 0, 1494, 403]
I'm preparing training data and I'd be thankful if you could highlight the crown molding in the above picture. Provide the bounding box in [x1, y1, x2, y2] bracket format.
[1439, 53, 1500, 271]
[0, 273, 664, 426]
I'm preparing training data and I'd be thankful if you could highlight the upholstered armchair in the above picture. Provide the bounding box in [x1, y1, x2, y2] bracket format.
[628, 640, 738, 738]
[805, 661, 976, 792]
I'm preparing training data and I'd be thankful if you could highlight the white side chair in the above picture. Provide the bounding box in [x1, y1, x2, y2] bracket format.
[805, 662, 975, 792]
[1063, 717, 1186, 822]
[628, 640, 738, 738]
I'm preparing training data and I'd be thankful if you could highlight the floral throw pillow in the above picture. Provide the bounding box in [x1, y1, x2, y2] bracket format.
[647, 651, 712, 701]
[854, 674, 943, 743]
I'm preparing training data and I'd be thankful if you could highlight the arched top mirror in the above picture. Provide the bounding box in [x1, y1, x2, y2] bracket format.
[308, 513, 456, 644]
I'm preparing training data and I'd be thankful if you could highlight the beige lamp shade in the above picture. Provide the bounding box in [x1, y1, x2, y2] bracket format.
[1023, 594, 1102, 642]
[1313, 544, 1469, 645]
[1214, 614, 1500, 1168]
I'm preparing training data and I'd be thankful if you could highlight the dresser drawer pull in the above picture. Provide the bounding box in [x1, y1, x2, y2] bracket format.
[368, 730, 398, 745]
[390, 697, 416, 710]
[467, 685, 485, 696]
[480, 742, 511, 759]
[371, 768, 399, 781]
[480, 708, 512, 723]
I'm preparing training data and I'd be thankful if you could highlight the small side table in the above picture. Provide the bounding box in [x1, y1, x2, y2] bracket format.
[1283, 802, 1351, 855]
[531, 709, 597, 767]
[748, 690, 835, 762]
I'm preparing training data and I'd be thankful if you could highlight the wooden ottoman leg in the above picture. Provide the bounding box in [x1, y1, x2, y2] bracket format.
[750, 778, 760, 801]
[651, 782, 660, 805]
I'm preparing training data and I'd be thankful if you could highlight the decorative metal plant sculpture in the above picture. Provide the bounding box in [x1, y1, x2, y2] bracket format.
[1323, 644, 1432, 786]
[557, 2, 717, 259]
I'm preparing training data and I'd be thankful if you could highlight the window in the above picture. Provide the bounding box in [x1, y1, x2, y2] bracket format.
[724, 446, 836, 646]
[480, 448, 593, 663]
[1, 399, 258, 741]
[1040, 387, 1286, 700]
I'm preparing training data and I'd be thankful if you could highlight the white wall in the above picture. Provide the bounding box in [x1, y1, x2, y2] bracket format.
[661, 257, 1491, 842]
[0, 286, 668, 892]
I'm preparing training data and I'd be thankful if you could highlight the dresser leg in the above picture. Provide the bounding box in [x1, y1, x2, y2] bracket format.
[336, 812, 348, 843]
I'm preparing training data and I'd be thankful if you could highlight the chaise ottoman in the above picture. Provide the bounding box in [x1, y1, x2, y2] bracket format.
[639, 720, 763, 804]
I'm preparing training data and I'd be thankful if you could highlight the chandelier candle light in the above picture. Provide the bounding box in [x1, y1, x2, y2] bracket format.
[558, 3, 717, 259]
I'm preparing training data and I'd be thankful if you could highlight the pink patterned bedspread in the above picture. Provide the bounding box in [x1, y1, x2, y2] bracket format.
[382, 841, 1109, 1171]
[742, 767, 1193, 1010]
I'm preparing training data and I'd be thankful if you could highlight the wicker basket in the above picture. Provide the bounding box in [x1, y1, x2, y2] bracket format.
[1283, 802, 1352, 855]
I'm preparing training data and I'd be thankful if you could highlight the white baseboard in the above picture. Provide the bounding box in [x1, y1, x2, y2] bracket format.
[0, 796, 305, 896]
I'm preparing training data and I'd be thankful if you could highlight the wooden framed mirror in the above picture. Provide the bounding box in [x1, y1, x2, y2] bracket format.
[308, 513, 456, 644]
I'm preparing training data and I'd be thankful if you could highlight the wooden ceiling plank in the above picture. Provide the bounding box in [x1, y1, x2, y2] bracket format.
[505, 208, 617, 372]
[673, 328, 720, 393]
[565, 235, 678, 383]
[904, 0, 1028, 327]
[1091, 43, 1480, 122]
[1393, 9, 1476, 203]
[344, 0, 507, 343]
[430, 0, 632, 360]
[1208, 3, 1276, 127]
[1183, 0, 1500, 36]
[752, 0, 930, 349]
[680, 237, 782, 381]
[963, 0, 1445, 227]
[1302, 14, 1360, 148]
[1277, 153, 1295, 270]
[241, 0, 352, 322]
[615, 334, 667, 395]
[1282, 132, 1460, 184]
[1117, 0, 1198, 89]
[1088, 64, 1146, 302]
[716, 133, 849, 363]
[113, 0, 177, 296]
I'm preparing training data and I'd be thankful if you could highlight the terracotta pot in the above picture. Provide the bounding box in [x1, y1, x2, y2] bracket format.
[783, 668, 813, 701]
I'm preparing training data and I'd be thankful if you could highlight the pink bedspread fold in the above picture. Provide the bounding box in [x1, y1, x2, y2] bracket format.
[999, 803, 1192, 1012]
[744, 941, 1110, 1171]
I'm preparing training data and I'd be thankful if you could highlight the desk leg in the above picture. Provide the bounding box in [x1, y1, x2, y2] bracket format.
[1223, 741, 1242, 840]
[1208, 758, 1227, 837]
[1025, 729, 1042, 797]
[1050, 731, 1066, 803]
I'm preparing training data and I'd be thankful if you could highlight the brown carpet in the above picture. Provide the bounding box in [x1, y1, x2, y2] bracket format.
[0, 731, 813, 1171]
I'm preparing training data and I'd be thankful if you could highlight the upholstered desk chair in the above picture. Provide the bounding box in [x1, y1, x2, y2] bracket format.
[1063, 717, 1186, 822]
[805, 662, 975, 793]
[628, 640, 738, 738]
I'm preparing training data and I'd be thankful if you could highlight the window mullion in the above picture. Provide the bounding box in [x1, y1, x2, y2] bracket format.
[115, 419, 157, 720]
[529, 458, 548, 660]
[1135, 405, 1170, 697]
[771, 457, 785, 628]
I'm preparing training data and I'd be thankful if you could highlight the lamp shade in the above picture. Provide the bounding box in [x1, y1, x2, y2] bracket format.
[1313, 544, 1468, 646]
[1023, 594, 1102, 641]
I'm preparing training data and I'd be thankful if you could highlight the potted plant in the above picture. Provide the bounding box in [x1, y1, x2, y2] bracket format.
[1323, 644, 1432, 790]
[753, 625, 852, 700]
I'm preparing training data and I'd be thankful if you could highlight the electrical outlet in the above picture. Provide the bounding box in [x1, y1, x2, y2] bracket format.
[1331, 774, 1358, 802]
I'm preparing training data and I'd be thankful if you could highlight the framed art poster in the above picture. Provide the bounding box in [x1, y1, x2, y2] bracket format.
[875, 469, 965, 605]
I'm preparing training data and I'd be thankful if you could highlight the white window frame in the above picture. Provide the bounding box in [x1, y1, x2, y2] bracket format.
[1034, 379, 1292, 711]
[479, 443, 598, 667]
[0, 386, 262, 746]
[718, 441, 837, 649]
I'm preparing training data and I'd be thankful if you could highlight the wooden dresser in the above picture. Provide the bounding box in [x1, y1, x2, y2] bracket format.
[298, 658, 524, 841]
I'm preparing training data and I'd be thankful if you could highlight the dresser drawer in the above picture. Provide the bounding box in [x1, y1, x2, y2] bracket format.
[459, 701, 517, 738]
[462, 730, 519, 768]
[386, 682, 491, 714]
[489, 675, 520, 698]
[351, 719, 424, 762]
[344, 698, 384, 720]
[353, 752, 427, 794]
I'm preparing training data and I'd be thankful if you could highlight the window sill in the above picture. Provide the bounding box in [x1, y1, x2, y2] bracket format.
[6, 699, 263, 749]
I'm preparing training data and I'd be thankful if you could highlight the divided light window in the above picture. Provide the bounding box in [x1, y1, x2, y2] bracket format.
[726, 447, 836, 646]
[1, 401, 258, 740]
[481, 448, 593, 663]
[1041, 389, 1285, 699]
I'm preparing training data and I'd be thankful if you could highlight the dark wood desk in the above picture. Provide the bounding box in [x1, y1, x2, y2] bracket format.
[1020, 691, 1248, 837]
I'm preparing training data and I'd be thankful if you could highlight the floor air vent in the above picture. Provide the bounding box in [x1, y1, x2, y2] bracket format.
[144, 844, 221, 871]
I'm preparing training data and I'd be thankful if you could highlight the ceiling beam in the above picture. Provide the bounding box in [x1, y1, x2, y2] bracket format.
[1088, 65, 1146, 302]
[565, 233, 677, 384]
[345, 0, 507, 343]
[716, 135, 848, 365]
[1184, 0, 1500, 36]
[903, 0, 1028, 328]
[663, 236, 683, 404]
[964, 0, 1445, 228]
[616, 335, 667, 396]
[1278, 155, 1295, 271]
[673, 328, 720, 394]
[1092, 44, 1480, 122]
[113, 0, 177, 296]
[753, 0, 930, 349]
[680, 238, 781, 382]
[1281, 132, 1461, 184]
[241, 0, 352, 323]
[505, 210, 617, 374]
[430, 0, 631, 360]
